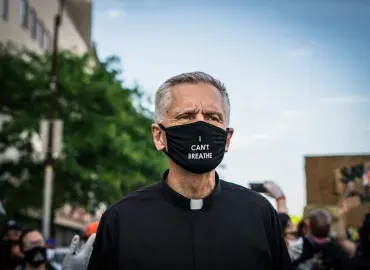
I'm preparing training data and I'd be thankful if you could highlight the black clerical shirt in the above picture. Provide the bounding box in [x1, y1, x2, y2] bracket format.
[87, 170, 291, 270]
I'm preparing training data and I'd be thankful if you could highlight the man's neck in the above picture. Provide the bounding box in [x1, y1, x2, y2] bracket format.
[167, 161, 216, 199]
[25, 264, 46, 270]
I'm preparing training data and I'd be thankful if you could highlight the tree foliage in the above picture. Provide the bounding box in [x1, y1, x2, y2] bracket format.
[0, 43, 167, 216]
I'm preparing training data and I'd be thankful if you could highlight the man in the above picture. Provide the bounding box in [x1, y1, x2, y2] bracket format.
[85, 71, 291, 269]
[292, 209, 352, 270]
[2, 220, 22, 242]
[45, 239, 55, 259]
[45, 238, 61, 270]
[263, 181, 300, 245]
[16, 228, 57, 270]
[263, 181, 304, 262]
[1, 220, 24, 269]
[337, 207, 370, 270]
[351, 212, 370, 269]
[278, 213, 299, 245]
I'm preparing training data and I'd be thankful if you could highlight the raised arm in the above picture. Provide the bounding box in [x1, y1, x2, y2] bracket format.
[264, 181, 289, 214]
[337, 200, 357, 258]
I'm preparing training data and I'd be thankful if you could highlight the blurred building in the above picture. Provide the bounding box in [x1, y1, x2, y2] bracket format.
[0, 0, 93, 54]
[0, 0, 96, 246]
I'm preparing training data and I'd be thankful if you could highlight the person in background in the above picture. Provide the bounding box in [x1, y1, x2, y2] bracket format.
[292, 209, 352, 270]
[297, 220, 309, 238]
[336, 200, 357, 258]
[278, 213, 300, 246]
[263, 181, 300, 244]
[351, 212, 370, 269]
[45, 239, 55, 260]
[263, 181, 304, 263]
[2, 220, 22, 242]
[45, 238, 61, 270]
[16, 228, 57, 270]
[337, 201, 370, 269]
[1, 220, 24, 269]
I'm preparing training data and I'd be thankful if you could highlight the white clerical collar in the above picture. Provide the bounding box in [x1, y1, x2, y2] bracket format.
[161, 170, 221, 211]
[190, 199, 203, 210]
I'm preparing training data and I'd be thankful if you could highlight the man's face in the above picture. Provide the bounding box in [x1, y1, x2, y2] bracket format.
[284, 221, 298, 244]
[152, 83, 234, 151]
[22, 231, 45, 253]
[4, 229, 22, 241]
[164, 83, 227, 128]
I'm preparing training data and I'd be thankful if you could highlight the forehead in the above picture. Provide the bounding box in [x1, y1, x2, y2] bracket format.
[23, 231, 44, 243]
[286, 221, 297, 231]
[7, 229, 21, 235]
[169, 83, 224, 113]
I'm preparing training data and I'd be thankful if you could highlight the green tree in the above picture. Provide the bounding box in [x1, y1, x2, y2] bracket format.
[0, 43, 167, 217]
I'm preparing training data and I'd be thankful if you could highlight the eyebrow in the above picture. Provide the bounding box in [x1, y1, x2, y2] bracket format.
[174, 108, 224, 121]
[203, 110, 224, 120]
[24, 239, 43, 247]
[174, 108, 199, 115]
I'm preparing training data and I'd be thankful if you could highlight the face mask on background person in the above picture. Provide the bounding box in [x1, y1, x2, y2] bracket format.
[159, 121, 228, 174]
[288, 237, 302, 248]
[24, 246, 47, 267]
[287, 237, 303, 261]
[46, 248, 55, 260]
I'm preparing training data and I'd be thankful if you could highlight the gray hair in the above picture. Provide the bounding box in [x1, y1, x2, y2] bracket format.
[155, 71, 230, 125]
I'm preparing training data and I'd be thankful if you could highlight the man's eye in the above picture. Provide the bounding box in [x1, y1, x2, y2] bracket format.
[177, 114, 193, 120]
[206, 115, 220, 121]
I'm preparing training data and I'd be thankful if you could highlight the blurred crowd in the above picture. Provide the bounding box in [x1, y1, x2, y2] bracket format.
[0, 220, 99, 270]
[263, 181, 370, 270]
[2, 181, 370, 269]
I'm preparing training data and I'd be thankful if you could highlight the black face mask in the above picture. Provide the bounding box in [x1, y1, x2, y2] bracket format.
[159, 121, 228, 174]
[24, 246, 47, 267]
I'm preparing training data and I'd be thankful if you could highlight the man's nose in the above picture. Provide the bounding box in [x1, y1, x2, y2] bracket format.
[195, 113, 205, 122]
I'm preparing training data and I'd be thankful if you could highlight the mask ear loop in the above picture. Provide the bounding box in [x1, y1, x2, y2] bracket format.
[157, 124, 168, 153]
[158, 123, 166, 131]
[225, 127, 230, 151]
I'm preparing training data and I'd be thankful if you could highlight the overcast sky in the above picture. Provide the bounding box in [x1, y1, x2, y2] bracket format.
[92, 0, 370, 215]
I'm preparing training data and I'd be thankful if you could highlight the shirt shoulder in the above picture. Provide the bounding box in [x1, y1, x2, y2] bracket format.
[220, 180, 272, 206]
[323, 242, 350, 258]
[102, 182, 162, 216]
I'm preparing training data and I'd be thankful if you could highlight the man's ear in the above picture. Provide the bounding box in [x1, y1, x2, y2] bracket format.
[225, 128, 234, 152]
[152, 123, 166, 151]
